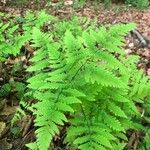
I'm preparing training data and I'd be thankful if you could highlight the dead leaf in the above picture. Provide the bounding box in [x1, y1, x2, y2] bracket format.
[0, 99, 6, 111]
[21, 115, 33, 137]
[128, 42, 134, 48]
[147, 68, 150, 76]
[125, 49, 132, 54]
[0, 122, 6, 138]
[64, 0, 73, 5]
[0, 0, 6, 4]
[0, 106, 17, 116]
[0, 138, 12, 150]
[25, 43, 34, 53]
[142, 49, 150, 57]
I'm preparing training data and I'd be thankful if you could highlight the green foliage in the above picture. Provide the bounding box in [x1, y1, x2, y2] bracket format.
[100, 0, 150, 8]
[139, 128, 150, 150]
[0, 13, 17, 61]
[0, 12, 30, 61]
[1, 11, 150, 150]
[142, 132, 150, 149]
[0, 80, 26, 107]
[0, 82, 11, 97]
[102, 0, 112, 8]
[73, 0, 86, 8]
[126, 0, 149, 8]
[16, 11, 150, 150]
[0, 12, 30, 112]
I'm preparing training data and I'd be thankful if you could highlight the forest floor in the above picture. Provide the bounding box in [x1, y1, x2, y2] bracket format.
[0, 1, 150, 150]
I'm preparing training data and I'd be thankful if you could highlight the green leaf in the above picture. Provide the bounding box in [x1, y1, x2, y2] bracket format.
[108, 102, 127, 118]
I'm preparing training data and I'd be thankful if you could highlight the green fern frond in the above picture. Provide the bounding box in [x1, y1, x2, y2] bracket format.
[66, 117, 116, 150]
[84, 63, 125, 88]
[107, 101, 127, 118]
[22, 12, 150, 150]
[103, 112, 124, 131]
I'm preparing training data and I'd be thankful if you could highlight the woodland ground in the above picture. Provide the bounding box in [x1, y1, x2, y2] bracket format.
[0, 1, 150, 150]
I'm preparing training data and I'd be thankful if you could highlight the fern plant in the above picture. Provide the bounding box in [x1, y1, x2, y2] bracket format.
[10, 11, 55, 125]
[21, 12, 150, 150]
[0, 9, 149, 150]
[0, 12, 31, 61]
[0, 12, 31, 110]
[0, 13, 18, 61]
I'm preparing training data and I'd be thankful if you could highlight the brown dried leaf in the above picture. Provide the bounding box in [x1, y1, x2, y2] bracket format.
[25, 43, 34, 53]
[142, 49, 150, 57]
[0, 106, 17, 116]
[0, 138, 12, 150]
[0, 122, 6, 138]
[64, 0, 73, 6]
[147, 68, 150, 76]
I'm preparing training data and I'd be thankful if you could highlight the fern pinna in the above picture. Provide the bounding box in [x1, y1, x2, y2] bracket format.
[25, 12, 150, 150]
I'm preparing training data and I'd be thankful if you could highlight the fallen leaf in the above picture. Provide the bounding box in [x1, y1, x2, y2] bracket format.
[125, 49, 132, 54]
[147, 68, 150, 76]
[142, 49, 150, 57]
[0, 99, 6, 111]
[0, 106, 17, 116]
[0, 122, 6, 138]
[128, 42, 134, 48]
[0, 138, 12, 150]
[64, 0, 73, 5]
[25, 43, 34, 53]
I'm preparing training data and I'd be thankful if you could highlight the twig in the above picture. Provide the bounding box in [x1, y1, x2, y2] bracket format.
[131, 29, 147, 47]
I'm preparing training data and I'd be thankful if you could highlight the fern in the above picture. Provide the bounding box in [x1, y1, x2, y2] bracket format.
[18, 11, 150, 150]
[0, 11, 53, 127]
[0, 12, 33, 61]
[1, 9, 149, 150]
